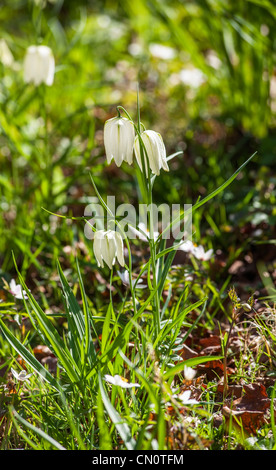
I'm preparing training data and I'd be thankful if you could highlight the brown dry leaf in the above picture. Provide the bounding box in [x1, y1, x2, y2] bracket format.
[223, 406, 267, 435]
[223, 383, 271, 435]
[179, 344, 198, 361]
[33, 345, 55, 361]
[0, 290, 7, 301]
[197, 359, 224, 371]
[217, 382, 243, 399]
[41, 356, 58, 375]
[233, 383, 271, 412]
[16, 357, 27, 370]
[197, 360, 234, 380]
[5, 380, 17, 395]
[199, 335, 221, 348]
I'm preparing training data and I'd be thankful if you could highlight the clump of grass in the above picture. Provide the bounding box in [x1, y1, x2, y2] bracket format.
[0, 98, 260, 450]
[0, 1, 275, 451]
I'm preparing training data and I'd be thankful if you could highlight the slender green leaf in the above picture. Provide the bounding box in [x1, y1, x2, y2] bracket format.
[98, 373, 136, 450]
[0, 317, 60, 391]
[12, 409, 66, 450]
[163, 356, 223, 381]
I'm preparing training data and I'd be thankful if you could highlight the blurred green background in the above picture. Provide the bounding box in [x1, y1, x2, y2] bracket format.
[0, 0, 275, 299]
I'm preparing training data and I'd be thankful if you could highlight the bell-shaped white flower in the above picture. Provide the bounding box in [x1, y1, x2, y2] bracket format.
[23, 45, 55, 86]
[93, 230, 125, 269]
[117, 270, 147, 289]
[134, 129, 169, 176]
[104, 116, 135, 166]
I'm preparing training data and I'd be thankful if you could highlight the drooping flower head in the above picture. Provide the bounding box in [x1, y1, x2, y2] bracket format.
[134, 129, 169, 176]
[104, 116, 135, 167]
[23, 45, 55, 86]
[93, 230, 125, 269]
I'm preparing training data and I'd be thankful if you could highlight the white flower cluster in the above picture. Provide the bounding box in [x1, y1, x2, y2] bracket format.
[104, 116, 169, 176]
[92, 112, 170, 270]
[93, 230, 125, 270]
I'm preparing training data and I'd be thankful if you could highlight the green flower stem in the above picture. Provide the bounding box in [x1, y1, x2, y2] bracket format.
[115, 220, 137, 318]
[124, 235, 138, 318]
[117, 102, 162, 338]
[38, 84, 51, 200]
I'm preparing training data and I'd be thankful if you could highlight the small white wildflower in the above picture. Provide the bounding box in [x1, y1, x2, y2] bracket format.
[179, 67, 206, 88]
[129, 222, 159, 241]
[117, 270, 146, 289]
[184, 365, 196, 381]
[178, 240, 195, 253]
[9, 279, 28, 300]
[178, 240, 213, 261]
[178, 390, 198, 405]
[11, 368, 32, 382]
[104, 374, 140, 388]
[192, 245, 213, 261]
[149, 43, 176, 60]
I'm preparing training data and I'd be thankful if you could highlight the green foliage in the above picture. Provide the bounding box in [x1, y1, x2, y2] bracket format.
[0, 0, 275, 451]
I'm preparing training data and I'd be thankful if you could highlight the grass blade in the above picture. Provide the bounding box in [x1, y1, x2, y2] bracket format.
[12, 408, 66, 450]
[0, 317, 59, 390]
[98, 373, 136, 450]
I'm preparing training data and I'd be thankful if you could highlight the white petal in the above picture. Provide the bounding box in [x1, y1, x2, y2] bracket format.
[204, 249, 214, 260]
[142, 131, 159, 175]
[133, 135, 143, 172]
[178, 390, 198, 404]
[117, 270, 130, 285]
[104, 231, 117, 268]
[104, 374, 140, 388]
[9, 279, 17, 292]
[114, 232, 125, 267]
[123, 119, 135, 164]
[184, 366, 196, 381]
[93, 231, 105, 268]
[23, 45, 55, 86]
[104, 119, 115, 164]
[178, 240, 194, 253]
[104, 374, 116, 384]
[134, 130, 168, 176]
[104, 117, 135, 167]
[11, 367, 19, 380]
[156, 132, 169, 172]
[144, 131, 161, 175]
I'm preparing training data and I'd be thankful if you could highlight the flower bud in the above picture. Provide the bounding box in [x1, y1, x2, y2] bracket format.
[104, 116, 135, 167]
[93, 230, 125, 269]
[134, 129, 169, 176]
[23, 45, 55, 86]
[241, 303, 252, 312]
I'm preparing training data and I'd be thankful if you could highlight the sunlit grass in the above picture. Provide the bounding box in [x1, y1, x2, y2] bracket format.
[0, 0, 276, 451]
